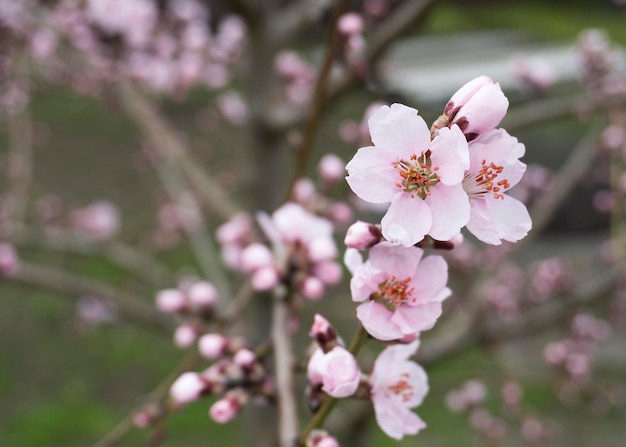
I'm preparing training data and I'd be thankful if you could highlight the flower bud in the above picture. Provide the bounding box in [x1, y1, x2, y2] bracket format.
[170, 372, 209, 405]
[310, 314, 338, 351]
[318, 154, 346, 184]
[321, 346, 361, 398]
[344, 221, 381, 249]
[440, 75, 508, 141]
[300, 276, 325, 300]
[187, 280, 218, 310]
[198, 333, 229, 359]
[240, 243, 274, 272]
[314, 261, 342, 285]
[174, 323, 198, 348]
[233, 348, 256, 369]
[156, 288, 187, 314]
[337, 12, 363, 36]
[251, 266, 280, 291]
[209, 391, 246, 424]
[0, 243, 19, 276]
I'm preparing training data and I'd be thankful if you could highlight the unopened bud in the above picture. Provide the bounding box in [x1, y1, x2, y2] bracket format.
[344, 221, 381, 249]
[156, 288, 187, 314]
[198, 333, 229, 359]
[187, 281, 218, 310]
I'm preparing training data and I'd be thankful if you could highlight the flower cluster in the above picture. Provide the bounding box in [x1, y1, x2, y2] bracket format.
[346, 76, 532, 247]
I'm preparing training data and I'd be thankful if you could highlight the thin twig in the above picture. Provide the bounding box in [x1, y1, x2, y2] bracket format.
[12, 224, 172, 286]
[91, 351, 201, 447]
[116, 81, 238, 221]
[8, 261, 173, 333]
[284, 0, 349, 199]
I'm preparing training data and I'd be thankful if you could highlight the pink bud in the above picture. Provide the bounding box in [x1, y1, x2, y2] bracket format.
[310, 314, 338, 350]
[308, 237, 337, 262]
[188, 280, 218, 309]
[0, 242, 19, 276]
[216, 213, 252, 244]
[174, 323, 198, 348]
[233, 348, 256, 368]
[292, 178, 316, 204]
[209, 396, 240, 424]
[156, 288, 187, 313]
[301, 276, 325, 300]
[240, 243, 274, 272]
[320, 346, 360, 398]
[337, 12, 363, 36]
[318, 154, 345, 184]
[443, 76, 508, 140]
[344, 221, 381, 249]
[170, 372, 207, 405]
[198, 333, 228, 359]
[327, 201, 353, 224]
[251, 266, 280, 291]
[314, 261, 342, 285]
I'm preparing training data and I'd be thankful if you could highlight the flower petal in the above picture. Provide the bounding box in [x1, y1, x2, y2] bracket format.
[368, 241, 423, 280]
[381, 194, 432, 247]
[369, 103, 431, 159]
[425, 184, 470, 241]
[409, 255, 448, 302]
[467, 195, 532, 245]
[391, 301, 443, 334]
[429, 125, 470, 185]
[373, 396, 427, 440]
[356, 300, 403, 341]
[345, 146, 398, 203]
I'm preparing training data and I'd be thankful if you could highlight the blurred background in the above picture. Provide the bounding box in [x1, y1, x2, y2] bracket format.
[1, 0, 626, 446]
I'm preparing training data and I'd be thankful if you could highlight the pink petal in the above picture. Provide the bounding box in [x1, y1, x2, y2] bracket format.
[467, 195, 532, 245]
[350, 263, 385, 302]
[356, 301, 403, 341]
[343, 248, 363, 275]
[391, 301, 442, 334]
[446, 76, 493, 113]
[409, 255, 448, 302]
[396, 362, 429, 407]
[470, 129, 527, 188]
[425, 184, 470, 241]
[373, 396, 426, 440]
[381, 194, 432, 247]
[368, 103, 431, 159]
[345, 146, 399, 203]
[429, 125, 469, 185]
[368, 241, 423, 280]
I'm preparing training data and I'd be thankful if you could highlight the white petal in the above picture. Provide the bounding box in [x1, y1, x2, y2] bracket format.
[429, 125, 470, 185]
[409, 255, 448, 302]
[345, 146, 399, 203]
[381, 194, 432, 247]
[356, 301, 403, 341]
[467, 196, 532, 245]
[369, 103, 430, 159]
[425, 184, 470, 241]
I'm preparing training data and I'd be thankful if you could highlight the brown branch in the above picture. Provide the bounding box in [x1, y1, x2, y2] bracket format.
[419, 262, 621, 366]
[7, 261, 173, 333]
[271, 0, 333, 45]
[284, 0, 349, 199]
[115, 81, 238, 221]
[12, 224, 172, 286]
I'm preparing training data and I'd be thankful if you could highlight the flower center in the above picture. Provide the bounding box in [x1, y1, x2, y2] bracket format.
[473, 160, 510, 199]
[388, 375, 415, 402]
[375, 275, 414, 310]
[394, 152, 440, 200]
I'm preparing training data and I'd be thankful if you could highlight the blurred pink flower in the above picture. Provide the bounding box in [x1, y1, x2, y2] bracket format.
[307, 346, 360, 398]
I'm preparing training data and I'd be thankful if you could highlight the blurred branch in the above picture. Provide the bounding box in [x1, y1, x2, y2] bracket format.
[523, 124, 601, 247]
[115, 81, 238, 221]
[503, 95, 583, 130]
[92, 351, 201, 447]
[285, 0, 348, 198]
[7, 261, 173, 333]
[272, 287, 299, 447]
[12, 224, 172, 286]
[6, 53, 33, 225]
[272, 0, 333, 44]
[419, 262, 621, 366]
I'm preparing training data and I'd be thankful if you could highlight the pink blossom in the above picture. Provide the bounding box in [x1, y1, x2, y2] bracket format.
[170, 372, 208, 405]
[349, 242, 450, 340]
[0, 242, 19, 276]
[251, 266, 280, 291]
[301, 276, 325, 300]
[441, 76, 509, 141]
[318, 154, 346, 184]
[344, 221, 381, 250]
[338, 12, 364, 36]
[307, 347, 360, 398]
[71, 201, 120, 240]
[174, 323, 198, 348]
[155, 288, 187, 313]
[369, 340, 428, 439]
[198, 333, 229, 359]
[346, 103, 470, 246]
[187, 280, 218, 310]
[209, 395, 241, 424]
[463, 129, 531, 245]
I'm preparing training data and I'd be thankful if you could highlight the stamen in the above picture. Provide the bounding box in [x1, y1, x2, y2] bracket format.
[388, 379, 415, 402]
[377, 276, 414, 309]
[395, 152, 440, 199]
[474, 161, 510, 199]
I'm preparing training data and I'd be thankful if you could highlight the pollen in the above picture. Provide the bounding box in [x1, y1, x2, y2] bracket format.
[377, 276, 414, 308]
[394, 151, 441, 199]
[475, 160, 510, 200]
[389, 379, 415, 402]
